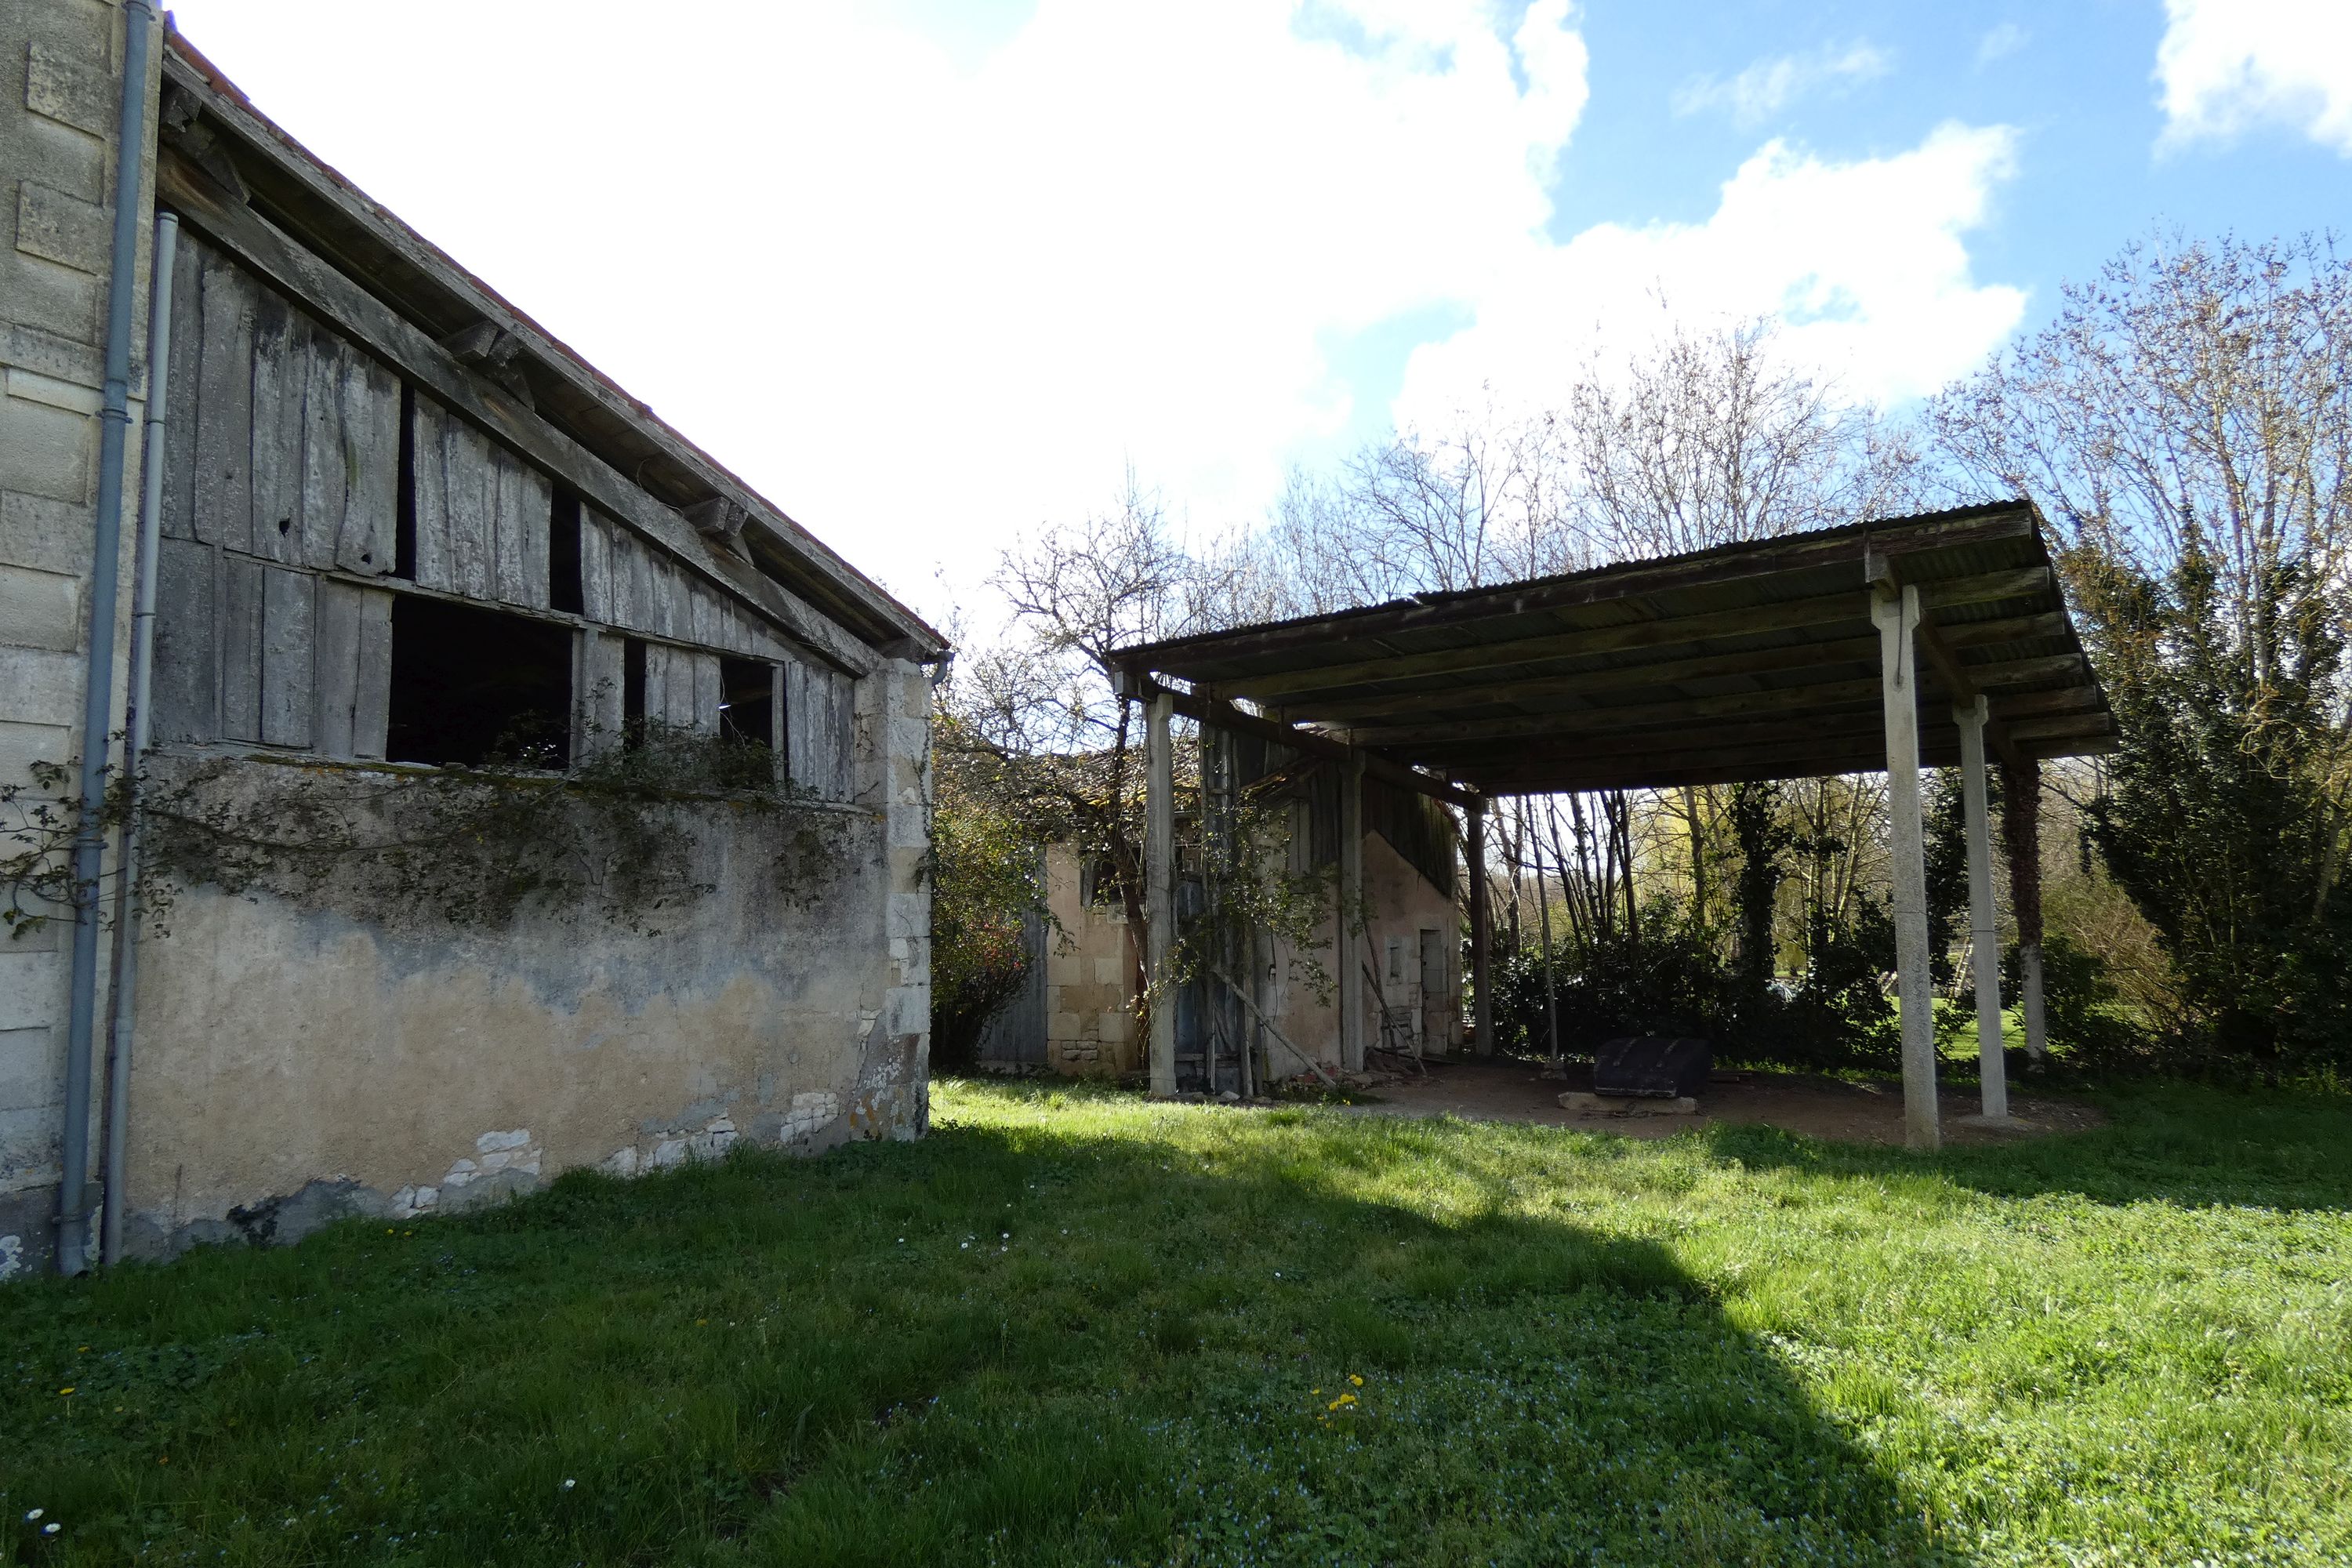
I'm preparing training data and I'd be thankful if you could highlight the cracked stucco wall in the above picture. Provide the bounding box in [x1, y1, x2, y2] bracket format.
[65, 656, 936, 1269]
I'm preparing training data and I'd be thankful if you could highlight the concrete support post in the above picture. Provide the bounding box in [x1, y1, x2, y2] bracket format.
[1145, 691, 1178, 1098]
[1955, 695, 2009, 1122]
[1338, 751, 1366, 1074]
[1873, 585, 1940, 1151]
[1468, 798, 1493, 1057]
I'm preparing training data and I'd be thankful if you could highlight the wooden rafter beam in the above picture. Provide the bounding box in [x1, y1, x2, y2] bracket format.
[1115, 677, 1479, 811]
[1295, 609, 2078, 724]
[1329, 654, 2086, 750]
[1213, 568, 2054, 704]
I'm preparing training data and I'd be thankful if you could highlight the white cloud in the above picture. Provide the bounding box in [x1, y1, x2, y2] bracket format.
[1672, 42, 1892, 127]
[169, 0, 1588, 619]
[167, 1, 2020, 625]
[1394, 122, 2028, 424]
[2155, 0, 2352, 155]
[1976, 24, 2028, 67]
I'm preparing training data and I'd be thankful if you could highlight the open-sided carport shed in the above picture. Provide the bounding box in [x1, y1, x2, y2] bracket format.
[1115, 501, 2115, 1149]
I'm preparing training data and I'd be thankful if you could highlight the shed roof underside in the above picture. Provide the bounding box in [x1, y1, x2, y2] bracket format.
[1120, 503, 2115, 797]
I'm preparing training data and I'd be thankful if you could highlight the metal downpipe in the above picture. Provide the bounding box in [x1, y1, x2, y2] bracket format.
[99, 212, 179, 1269]
[56, 0, 158, 1276]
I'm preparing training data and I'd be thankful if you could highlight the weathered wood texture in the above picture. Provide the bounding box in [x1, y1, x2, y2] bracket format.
[219, 554, 263, 742]
[163, 233, 398, 572]
[151, 537, 216, 742]
[259, 566, 315, 749]
[410, 394, 550, 607]
[164, 52, 942, 659]
[580, 507, 788, 659]
[575, 630, 626, 757]
[159, 152, 883, 677]
[786, 660, 855, 800]
[149, 231, 879, 782]
[314, 580, 392, 759]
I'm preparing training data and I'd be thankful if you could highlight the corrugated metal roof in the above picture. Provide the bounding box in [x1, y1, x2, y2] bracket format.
[1120, 502, 2114, 796]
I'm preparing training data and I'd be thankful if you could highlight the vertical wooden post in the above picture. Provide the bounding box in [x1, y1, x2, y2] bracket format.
[1468, 797, 1493, 1057]
[1955, 695, 2009, 1121]
[1873, 583, 1940, 1151]
[1145, 689, 1177, 1098]
[1338, 750, 1366, 1074]
[2002, 757, 2046, 1063]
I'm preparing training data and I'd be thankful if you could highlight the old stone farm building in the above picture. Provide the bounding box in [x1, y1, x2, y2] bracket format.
[984, 760, 1463, 1087]
[2, 7, 946, 1276]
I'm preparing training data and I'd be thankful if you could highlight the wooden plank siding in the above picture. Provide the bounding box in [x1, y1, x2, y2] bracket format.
[786, 661, 854, 800]
[151, 536, 216, 744]
[161, 149, 887, 679]
[147, 223, 873, 794]
[314, 580, 393, 760]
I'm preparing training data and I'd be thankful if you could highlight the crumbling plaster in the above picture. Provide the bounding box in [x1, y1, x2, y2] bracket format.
[104, 656, 936, 1263]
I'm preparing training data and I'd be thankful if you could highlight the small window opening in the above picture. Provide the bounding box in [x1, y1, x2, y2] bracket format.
[622, 637, 648, 750]
[394, 383, 417, 580]
[386, 596, 573, 768]
[548, 488, 583, 615]
[1082, 854, 1124, 909]
[718, 657, 775, 749]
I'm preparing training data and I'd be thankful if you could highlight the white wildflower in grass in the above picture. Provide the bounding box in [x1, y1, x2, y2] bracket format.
[562, 1479, 576, 1490]
[24, 1509, 42, 1522]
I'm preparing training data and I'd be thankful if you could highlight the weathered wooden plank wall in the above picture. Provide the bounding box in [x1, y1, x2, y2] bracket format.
[259, 565, 314, 749]
[241, 261, 400, 575]
[151, 536, 215, 743]
[314, 580, 392, 759]
[187, 243, 254, 553]
[149, 234, 860, 786]
[220, 554, 262, 742]
[581, 508, 789, 661]
[784, 661, 854, 799]
[576, 630, 626, 756]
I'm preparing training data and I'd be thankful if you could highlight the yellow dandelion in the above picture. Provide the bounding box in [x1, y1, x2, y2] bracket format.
[59, 1386, 75, 1396]
[1348, 1374, 1363, 1387]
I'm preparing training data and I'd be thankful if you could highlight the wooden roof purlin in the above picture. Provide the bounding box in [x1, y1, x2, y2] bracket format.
[1118, 502, 2117, 800]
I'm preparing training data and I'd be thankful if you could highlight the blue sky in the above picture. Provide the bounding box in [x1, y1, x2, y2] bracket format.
[167, 0, 2350, 626]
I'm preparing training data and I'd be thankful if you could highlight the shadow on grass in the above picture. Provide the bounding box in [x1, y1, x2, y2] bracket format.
[0, 1093, 1958, 1567]
[1693, 1077, 2352, 1213]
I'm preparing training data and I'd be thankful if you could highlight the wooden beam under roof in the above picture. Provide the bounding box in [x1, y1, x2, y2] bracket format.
[1443, 708, 2115, 792]
[1300, 609, 2079, 724]
[1229, 568, 2054, 706]
[1138, 684, 1479, 811]
[1333, 654, 2089, 750]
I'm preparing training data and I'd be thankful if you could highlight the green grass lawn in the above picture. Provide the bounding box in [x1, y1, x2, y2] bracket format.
[3, 1080, 2348, 1566]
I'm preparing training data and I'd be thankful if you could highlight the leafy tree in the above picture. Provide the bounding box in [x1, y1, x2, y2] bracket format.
[1936, 231, 2352, 1069]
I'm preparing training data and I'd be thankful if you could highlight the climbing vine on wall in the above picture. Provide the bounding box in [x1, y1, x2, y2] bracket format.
[2, 725, 855, 941]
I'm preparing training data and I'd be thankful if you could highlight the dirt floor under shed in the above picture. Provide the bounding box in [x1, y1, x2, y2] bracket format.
[1343, 1054, 2105, 1145]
